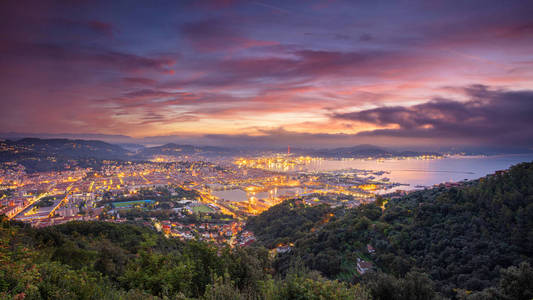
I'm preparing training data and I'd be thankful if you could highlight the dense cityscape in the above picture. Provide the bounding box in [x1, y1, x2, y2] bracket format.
[1, 140, 440, 248]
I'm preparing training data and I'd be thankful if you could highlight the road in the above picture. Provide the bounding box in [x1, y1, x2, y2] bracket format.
[48, 184, 74, 217]
[10, 191, 50, 220]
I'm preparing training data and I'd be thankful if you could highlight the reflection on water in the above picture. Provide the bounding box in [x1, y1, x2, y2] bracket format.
[256, 153, 533, 189]
[293, 154, 533, 189]
[217, 155, 533, 201]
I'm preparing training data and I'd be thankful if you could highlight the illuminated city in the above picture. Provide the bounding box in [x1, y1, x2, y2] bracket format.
[1, 143, 429, 245]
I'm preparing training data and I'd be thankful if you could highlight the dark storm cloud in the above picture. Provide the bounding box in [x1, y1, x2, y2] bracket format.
[334, 85, 533, 146]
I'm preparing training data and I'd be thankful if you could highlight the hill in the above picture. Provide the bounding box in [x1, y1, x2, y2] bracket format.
[311, 144, 440, 158]
[248, 161, 533, 299]
[246, 200, 334, 249]
[0, 218, 374, 299]
[136, 143, 239, 159]
[13, 138, 129, 158]
[0, 138, 130, 172]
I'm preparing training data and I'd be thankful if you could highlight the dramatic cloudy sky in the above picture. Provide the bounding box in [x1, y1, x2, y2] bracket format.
[1, 0, 532, 148]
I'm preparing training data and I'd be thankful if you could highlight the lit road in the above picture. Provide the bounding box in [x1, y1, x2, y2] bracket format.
[10, 191, 50, 220]
[48, 184, 74, 217]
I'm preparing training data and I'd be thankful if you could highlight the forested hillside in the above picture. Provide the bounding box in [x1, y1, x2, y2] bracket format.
[0, 138, 130, 172]
[0, 218, 372, 299]
[246, 200, 334, 248]
[248, 161, 533, 299]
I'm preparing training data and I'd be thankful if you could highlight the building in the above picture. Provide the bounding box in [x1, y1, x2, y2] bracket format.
[356, 258, 373, 275]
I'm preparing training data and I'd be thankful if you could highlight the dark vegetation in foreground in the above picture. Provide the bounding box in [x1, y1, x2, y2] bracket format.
[1, 162, 532, 299]
[0, 219, 374, 299]
[247, 161, 533, 299]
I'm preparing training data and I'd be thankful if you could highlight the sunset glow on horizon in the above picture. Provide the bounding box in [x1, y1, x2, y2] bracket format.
[1, 0, 533, 148]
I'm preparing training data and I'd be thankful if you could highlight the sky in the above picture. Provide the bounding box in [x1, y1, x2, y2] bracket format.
[1, 0, 532, 149]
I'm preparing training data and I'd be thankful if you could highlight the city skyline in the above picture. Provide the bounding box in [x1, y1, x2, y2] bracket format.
[1, 0, 533, 149]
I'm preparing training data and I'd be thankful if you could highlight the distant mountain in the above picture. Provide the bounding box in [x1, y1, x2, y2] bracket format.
[0, 132, 135, 144]
[136, 143, 240, 159]
[10, 138, 130, 158]
[311, 144, 440, 158]
[135, 143, 441, 159]
[117, 143, 146, 152]
[0, 138, 131, 172]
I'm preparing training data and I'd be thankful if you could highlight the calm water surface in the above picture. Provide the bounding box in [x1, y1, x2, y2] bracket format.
[303, 154, 533, 188]
[215, 154, 533, 201]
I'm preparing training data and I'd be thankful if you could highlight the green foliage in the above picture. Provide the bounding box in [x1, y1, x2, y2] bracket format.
[496, 261, 533, 300]
[274, 203, 381, 278]
[363, 271, 442, 300]
[0, 213, 375, 300]
[268, 273, 371, 300]
[255, 161, 533, 299]
[458, 262, 533, 300]
[246, 199, 335, 248]
[201, 272, 372, 300]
